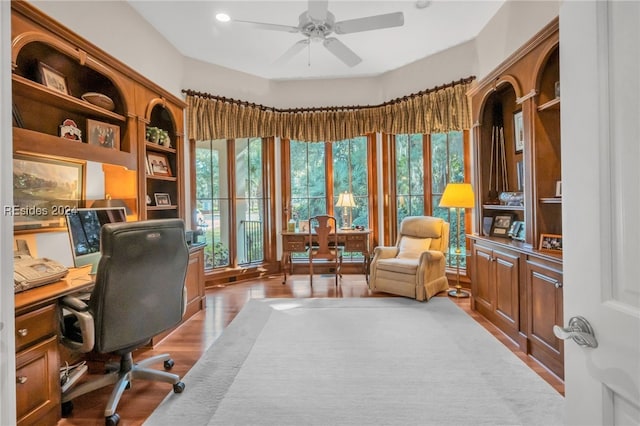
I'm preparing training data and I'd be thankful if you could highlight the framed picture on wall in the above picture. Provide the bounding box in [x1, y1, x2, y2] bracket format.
[13, 153, 85, 233]
[514, 110, 524, 154]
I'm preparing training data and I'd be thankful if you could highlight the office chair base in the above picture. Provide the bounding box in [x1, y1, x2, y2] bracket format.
[61, 352, 185, 424]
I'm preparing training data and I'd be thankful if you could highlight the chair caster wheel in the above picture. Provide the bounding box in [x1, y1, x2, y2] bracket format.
[61, 401, 73, 417]
[173, 381, 185, 393]
[164, 359, 175, 370]
[105, 413, 120, 426]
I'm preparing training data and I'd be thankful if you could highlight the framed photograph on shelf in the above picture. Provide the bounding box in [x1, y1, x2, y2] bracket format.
[38, 62, 69, 95]
[482, 216, 494, 236]
[13, 153, 85, 233]
[539, 233, 563, 253]
[147, 152, 172, 177]
[154, 193, 171, 206]
[490, 214, 514, 237]
[87, 119, 120, 150]
[299, 220, 310, 233]
[513, 110, 524, 154]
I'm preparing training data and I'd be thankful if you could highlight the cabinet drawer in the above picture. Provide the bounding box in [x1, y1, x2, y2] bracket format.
[15, 305, 57, 352]
[16, 336, 60, 426]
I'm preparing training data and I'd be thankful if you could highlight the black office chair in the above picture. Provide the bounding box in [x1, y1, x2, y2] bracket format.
[59, 219, 189, 426]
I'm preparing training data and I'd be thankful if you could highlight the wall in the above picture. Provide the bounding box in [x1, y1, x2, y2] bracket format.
[30, 0, 184, 98]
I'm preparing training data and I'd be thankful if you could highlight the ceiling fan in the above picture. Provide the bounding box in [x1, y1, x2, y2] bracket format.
[234, 0, 404, 67]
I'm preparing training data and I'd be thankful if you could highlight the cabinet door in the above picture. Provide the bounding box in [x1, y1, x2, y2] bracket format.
[184, 249, 205, 319]
[493, 249, 520, 328]
[526, 260, 563, 379]
[16, 336, 60, 426]
[471, 244, 494, 310]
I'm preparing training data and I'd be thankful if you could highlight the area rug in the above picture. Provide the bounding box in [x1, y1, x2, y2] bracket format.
[145, 298, 564, 425]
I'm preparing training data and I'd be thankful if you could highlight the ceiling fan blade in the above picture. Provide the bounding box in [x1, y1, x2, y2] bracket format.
[323, 37, 362, 67]
[234, 19, 300, 33]
[334, 11, 404, 34]
[274, 39, 310, 65]
[308, 0, 329, 21]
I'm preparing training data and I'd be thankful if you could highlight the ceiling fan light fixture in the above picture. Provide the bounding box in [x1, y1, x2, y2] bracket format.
[216, 13, 231, 23]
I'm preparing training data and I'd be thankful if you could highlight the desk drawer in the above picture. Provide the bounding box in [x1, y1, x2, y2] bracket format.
[345, 240, 366, 251]
[15, 305, 57, 352]
[285, 236, 307, 252]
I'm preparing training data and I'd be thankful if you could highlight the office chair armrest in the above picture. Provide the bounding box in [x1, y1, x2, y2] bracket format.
[60, 296, 95, 353]
[61, 295, 90, 312]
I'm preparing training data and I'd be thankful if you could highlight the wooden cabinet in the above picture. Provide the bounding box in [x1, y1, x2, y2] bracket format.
[11, 1, 185, 222]
[469, 235, 563, 378]
[468, 18, 561, 248]
[471, 242, 520, 344]
[150, 245, 206, 346]
[184, 245, 206, 319]
[467, 18, 563, 379]
[15, 305, 60, 426]
[525, 258, 564, 379]
[138, 93, 185, 221]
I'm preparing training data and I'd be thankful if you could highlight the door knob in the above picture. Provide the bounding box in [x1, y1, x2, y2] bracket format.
[553, 316, 598, 348]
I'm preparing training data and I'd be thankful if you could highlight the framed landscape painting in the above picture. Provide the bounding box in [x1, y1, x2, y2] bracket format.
[12, 153, 85, 233]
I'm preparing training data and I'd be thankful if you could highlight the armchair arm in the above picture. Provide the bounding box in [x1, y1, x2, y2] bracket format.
[60, 295, 95, 353]
[418, 250, 445, 263]
[372, 246, 399, 260]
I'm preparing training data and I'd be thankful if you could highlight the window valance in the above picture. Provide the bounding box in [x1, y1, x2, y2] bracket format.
[184, 76, 474, 142]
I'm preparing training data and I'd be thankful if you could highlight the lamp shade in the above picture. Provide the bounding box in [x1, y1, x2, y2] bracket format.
[439, 183, 475, 209]
[336, 192, 356, 208]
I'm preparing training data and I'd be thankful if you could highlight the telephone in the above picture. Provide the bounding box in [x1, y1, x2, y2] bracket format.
[13, 239, 69, 293]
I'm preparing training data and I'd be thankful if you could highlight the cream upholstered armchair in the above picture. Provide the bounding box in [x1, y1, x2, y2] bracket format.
[369, 216, 450, 301]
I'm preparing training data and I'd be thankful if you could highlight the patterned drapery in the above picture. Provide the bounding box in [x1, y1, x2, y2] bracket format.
[185, 77, 474, 142]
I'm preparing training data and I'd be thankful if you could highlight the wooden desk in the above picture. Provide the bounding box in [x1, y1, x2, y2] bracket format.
[15, 267, 95, 426]
[281, 229, 371, 283]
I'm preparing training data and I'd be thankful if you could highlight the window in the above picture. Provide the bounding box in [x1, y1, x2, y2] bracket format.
[195, 138, 269, 270]
[391, 131, 468, 267]
[286, 136, 371, 260]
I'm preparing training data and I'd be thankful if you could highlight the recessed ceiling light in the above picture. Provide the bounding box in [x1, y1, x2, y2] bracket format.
[216, 13, 231, 22]
[415, 1, 431, 9]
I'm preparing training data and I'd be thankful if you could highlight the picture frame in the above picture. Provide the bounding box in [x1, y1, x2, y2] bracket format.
[299, 220, 310, 233]
[147, 152, 172, 177]
[513, 110, 524, 154]
[87, 119, 120, 150]
[13, 152, 85, 233]
[539, 233, 563, 253]
[482, 216, 494, 236]
[490, 214, 514, 237]
[508, 221, 526, 241]
[38, 62, 69, 95]
[154, 193, 171, 206]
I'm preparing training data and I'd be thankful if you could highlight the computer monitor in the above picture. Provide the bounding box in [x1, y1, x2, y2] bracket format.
[65, 207, 127, 273]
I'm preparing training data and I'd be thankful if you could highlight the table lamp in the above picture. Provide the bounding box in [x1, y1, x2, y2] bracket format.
[439, 183, 475, 298]
[336, 192, 356, 229]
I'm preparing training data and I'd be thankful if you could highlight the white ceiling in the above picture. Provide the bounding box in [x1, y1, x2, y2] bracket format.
[127, 0, 505, 81]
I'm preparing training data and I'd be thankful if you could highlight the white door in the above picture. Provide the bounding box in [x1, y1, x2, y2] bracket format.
[561, 1, 640, 425]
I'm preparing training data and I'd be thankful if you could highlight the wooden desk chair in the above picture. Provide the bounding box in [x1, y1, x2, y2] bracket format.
[308, 215, 343, 286]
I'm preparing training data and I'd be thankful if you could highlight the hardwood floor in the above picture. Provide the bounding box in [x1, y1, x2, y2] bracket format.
[58, 274, 564, 425]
